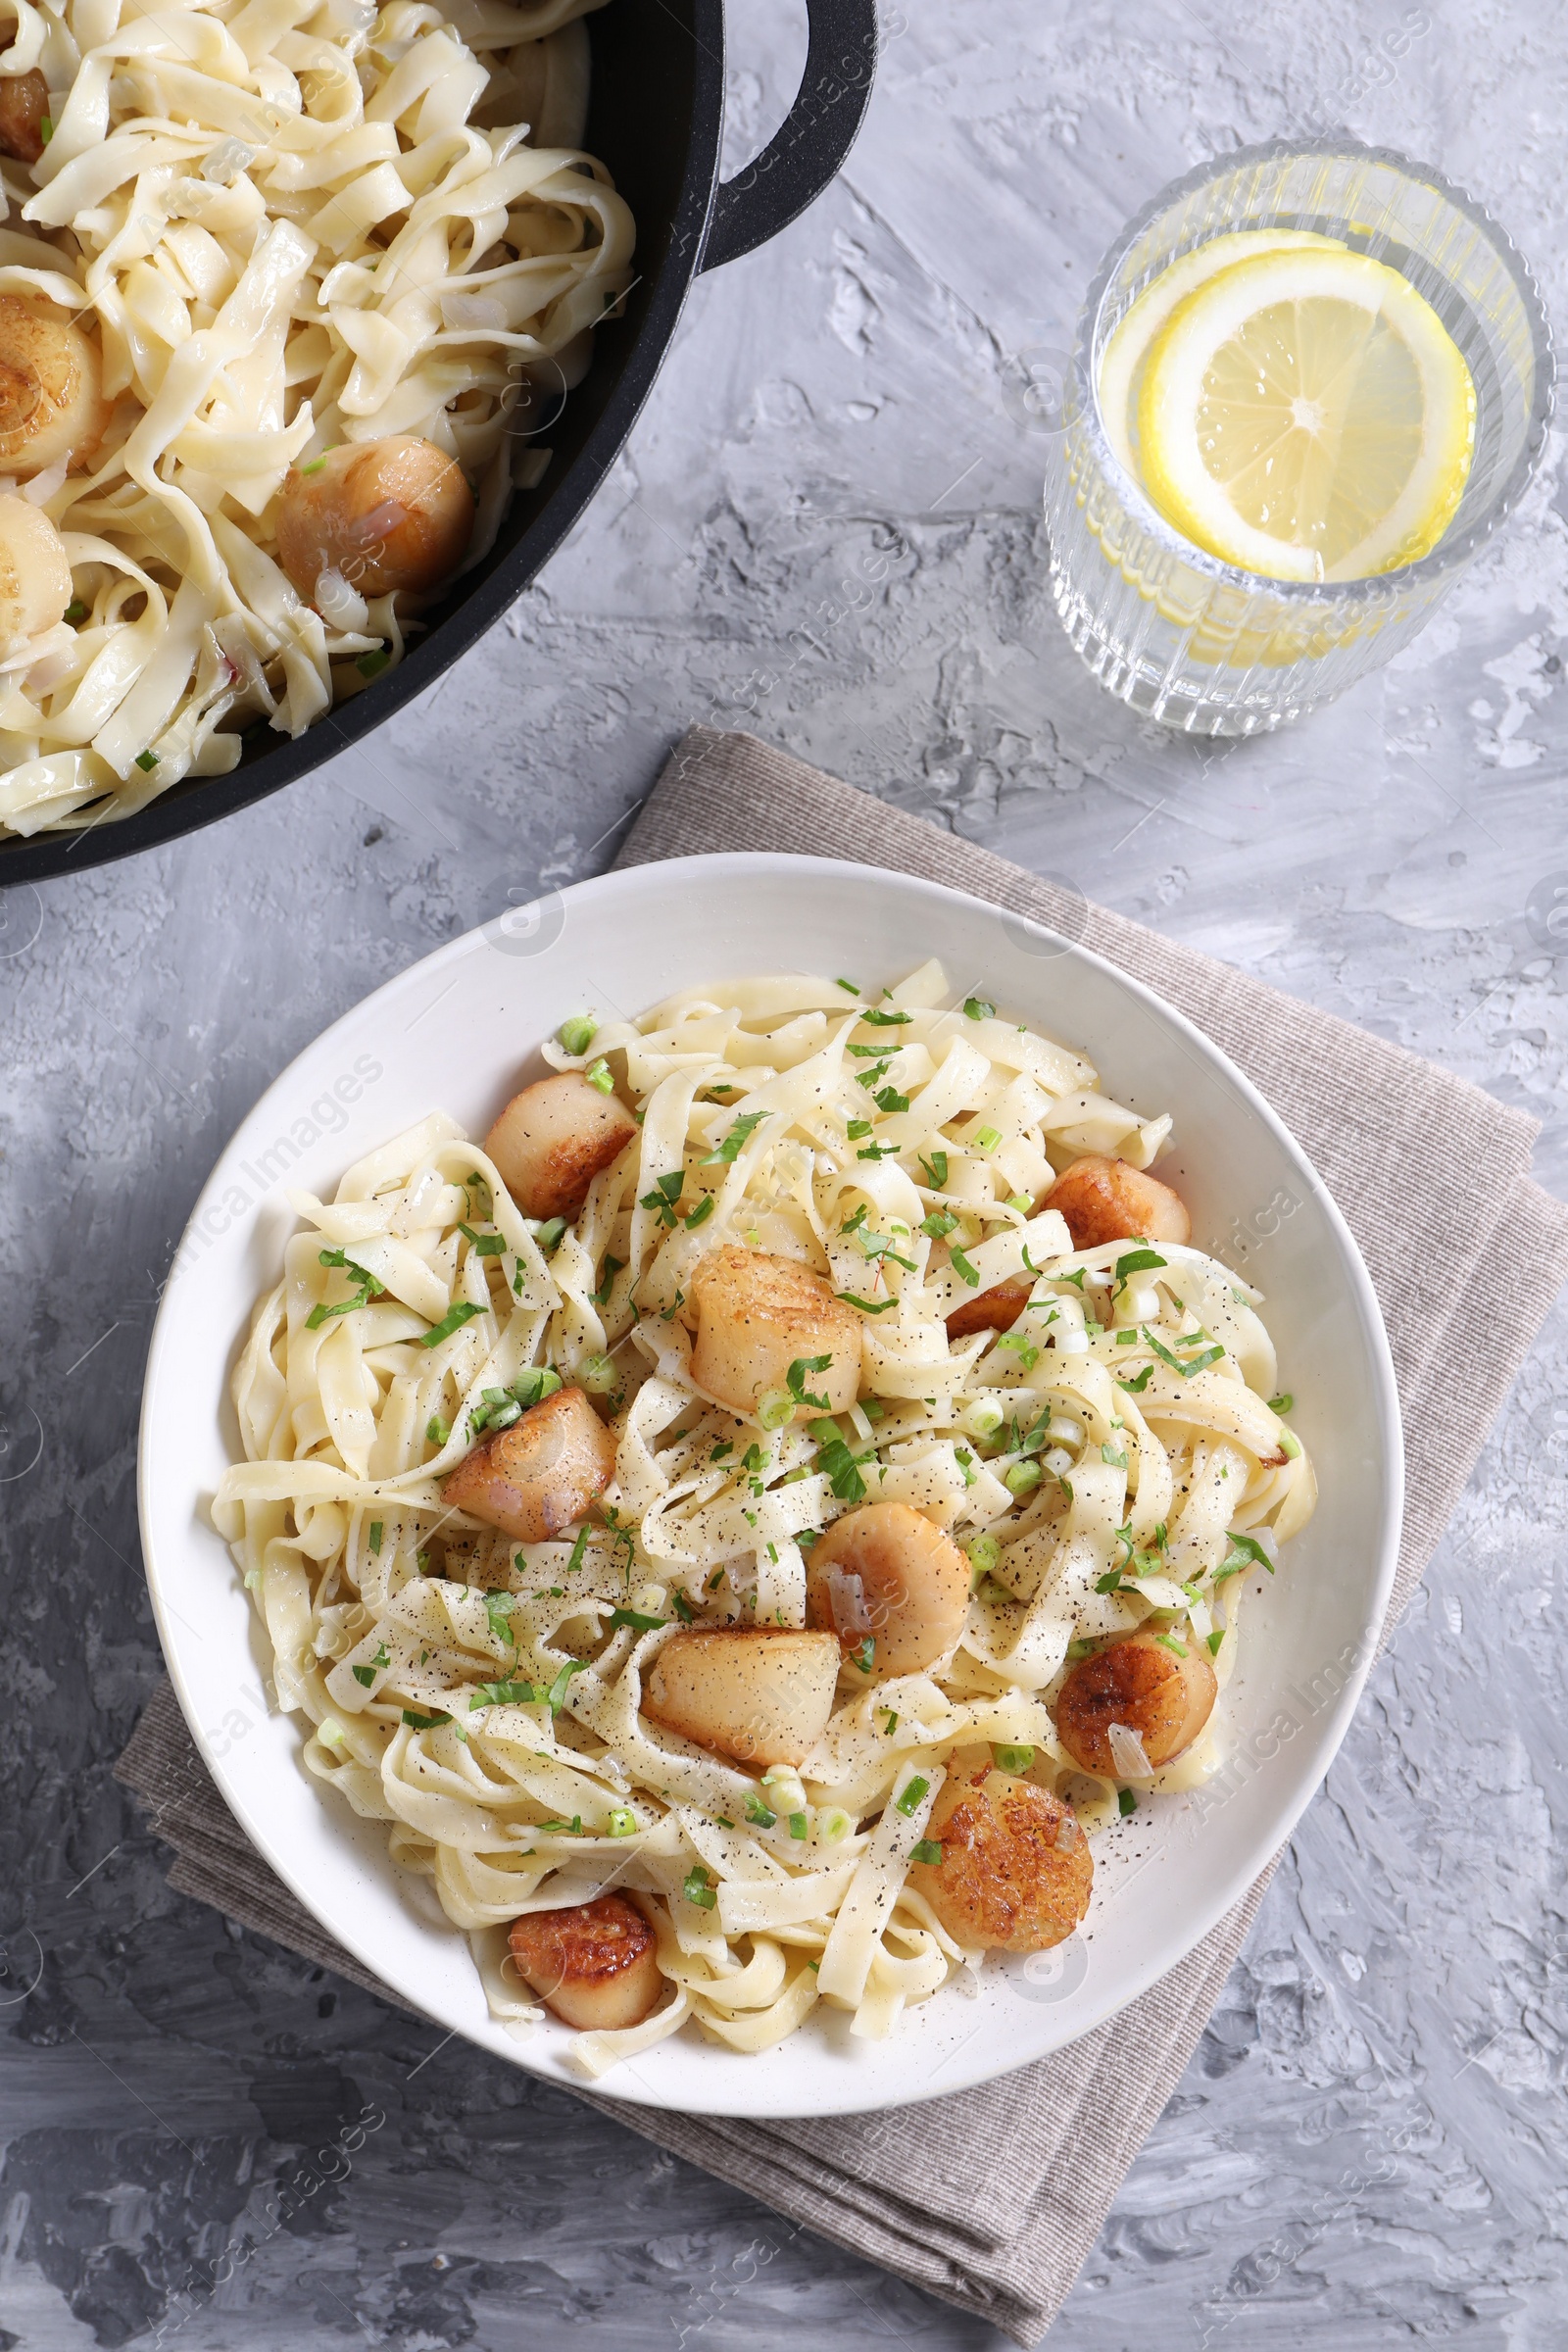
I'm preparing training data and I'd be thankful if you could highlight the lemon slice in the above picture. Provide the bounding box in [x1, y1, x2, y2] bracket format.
[1098, 228, 1346, 486]
[1137, 246, 1477, 583]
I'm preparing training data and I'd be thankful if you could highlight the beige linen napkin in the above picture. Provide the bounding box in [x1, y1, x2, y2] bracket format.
[117, 727, 1568, 2345]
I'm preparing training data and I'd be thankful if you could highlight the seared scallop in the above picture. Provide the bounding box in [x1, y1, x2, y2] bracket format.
[508, 1892, 664, 2030]
[1054, 1627, 1216, 1777]
[805, 1501, 970, 1678]
[484, 1071, 638, 1223]
[687, 1245, 861, 1421]
[441, 1384, 616, 1542]
[945, 1269, 1035, 1341]
[275, 434, 472, 605]
[0, 296, 108, 477]
[641, 1628, 841, 1767]
[1043, 1154, 1190, 1250]
[908, 1761, 1093, 1951]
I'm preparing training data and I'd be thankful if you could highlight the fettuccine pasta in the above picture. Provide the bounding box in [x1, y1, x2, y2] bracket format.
[0, 0, 631, 837]
[213, 959, 1317, 2072]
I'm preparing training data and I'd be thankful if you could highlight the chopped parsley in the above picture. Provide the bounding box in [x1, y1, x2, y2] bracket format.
[860, 1006, 911, 1026]
[949, 1246, 980, 1288]
[873, 1084, 911, 1114]
[591, 1253, 624, 1307]
[639, 1169, 685, 1228]
[607, 1605, 666, 1633]
[919, 1209, 957, 1240]
[1113, 1248, 1167, 1283]
[857, 1143, 899, 1160]
[848, 1636, 875, 1675]
[459, 1221, 506, 1256]
[786, 1352, 835, 1410]
[1101, 1442, 1128, 1470]
[306, 1247, 382, 1328]
[1117, 1364, 1155, 1393]
[401, 1707, 451, 1730]
[484, 1592, 517, 1645]
[847, 1118, 873, 1140]
[1215, 1532, 1275, 1582]
[881, 1709, 899, 1736]
[837, 1293, 898, 1313]
[702, 1110, 768, 1165]
[467, 1678, 543, 1709]
[910, 1838, 943, 1866]
[808, 1417, 874, 1503]
[962, 997, 994, 1021]
[418, 1299, 485, 1348]
[918, 1151, 949, 1189]
[684, 1195, 715, 1229]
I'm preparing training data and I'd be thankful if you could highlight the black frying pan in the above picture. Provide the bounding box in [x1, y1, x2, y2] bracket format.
[1, 0, 878, 886]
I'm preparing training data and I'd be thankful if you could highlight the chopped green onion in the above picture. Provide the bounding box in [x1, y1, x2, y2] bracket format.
[558, 1012, 598, 1054]
[964, 1534, 1001, 1586]
[1155, 1633, 1188, 1657]
[683, 1866, 716, 1910]
[356, 647, 390, 679]
[583, 1057, 614, 1094]
[895, 1775, 930, 1817]
[962, 997, 994, 1021]
[1269, 1394, 1295, 1414]
[532, 1216, 567, 1256]
[757, 1388, 795, 1430]
[133, 749, 160, 771]
[849, 1635, 875, 1675]
[426, 1414, 450, 1446]
[1004, 1460, 1041, 1495]
[607, 1806, 638, 1837]
[745, 1791, 777, 1829]
[1207, 1628, 1225, 1656]
[300, 454, 328, 475]
[1279, 1430, 1302, 1458]
[1004, 1195, 1033, 1214]
[973, 1125, 1002, 1152]
[881, 1709, 899, 1735]
[1118, 1788, 1138, 1817]
[64, 598, 87, 624]
[835, 976, 860, 994]
[368, 1521, 383, 1555]
[789, 1812, 809, 1840]
[910, 1838, 943, 1866]
[37, 114, 52, 142]
[577, 1351, 616, 1395]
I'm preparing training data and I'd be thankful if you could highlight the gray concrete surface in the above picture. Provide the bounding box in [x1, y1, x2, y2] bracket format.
[3, 0, 1567, 2343]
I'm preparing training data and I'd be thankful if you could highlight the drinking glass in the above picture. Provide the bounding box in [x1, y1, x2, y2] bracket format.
[1043, 138, 1554, 734]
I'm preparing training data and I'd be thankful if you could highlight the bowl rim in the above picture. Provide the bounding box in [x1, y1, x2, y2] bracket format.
[136, 850, 1405, 2115]
[1071, 131, 1558, 604]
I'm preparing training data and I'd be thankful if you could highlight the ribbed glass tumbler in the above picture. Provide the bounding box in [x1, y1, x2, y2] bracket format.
[1044, 139, 1555, 734]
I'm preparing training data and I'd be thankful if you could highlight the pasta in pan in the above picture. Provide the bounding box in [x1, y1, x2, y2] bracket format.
[213, 961, 1317, 2073]
[0, 0, 632, 839]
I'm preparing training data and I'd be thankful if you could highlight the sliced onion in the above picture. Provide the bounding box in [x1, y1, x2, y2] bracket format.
[348, 500, 406, 549]
[315, 567, 369, 633]
[823, 1566, 871, 1637]
[21, 458, 68, 506]
[1107, 1722, 1152, 1780]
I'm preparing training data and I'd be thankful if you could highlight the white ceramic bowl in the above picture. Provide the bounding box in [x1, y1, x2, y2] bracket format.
[138, 854, 1402, 2118]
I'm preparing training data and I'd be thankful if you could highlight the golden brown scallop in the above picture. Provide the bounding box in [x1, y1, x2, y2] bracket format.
[275, 435, 473, 605]
[507, 1893, 664, 2031]
[484, 1071, 638, 1223]
[687, 1245, 861, 1421]
[805, 1501, 970, 1678]
[1054, 1627, 1216, 1777]
[1042, 1154, 1191, 1251]
[0, 494, 72, 652]
[640, 1628, 841, 1767]
[0, 63, 49, 165]
[945, 1269, 1036, 1341]
[0, 295, 108, 477]
[440, 1384, 616, 1542]
[908, 1762, 1093, 1951]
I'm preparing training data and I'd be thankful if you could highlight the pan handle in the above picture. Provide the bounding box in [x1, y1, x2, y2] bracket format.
[700, 0, 880, 271]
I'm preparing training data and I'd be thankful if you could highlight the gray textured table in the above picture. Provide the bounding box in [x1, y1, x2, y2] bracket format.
[4, 2, 1567, 2344]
